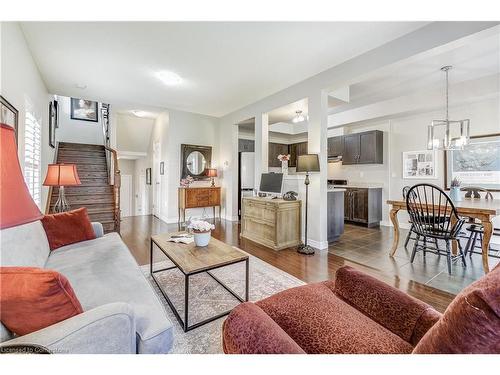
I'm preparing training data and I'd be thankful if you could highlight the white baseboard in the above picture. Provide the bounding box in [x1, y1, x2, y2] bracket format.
[304, 238, 329, 251]
[380, 220, 411, 230]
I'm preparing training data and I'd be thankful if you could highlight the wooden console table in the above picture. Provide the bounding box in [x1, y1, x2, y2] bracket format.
[178, 186, 221, 224]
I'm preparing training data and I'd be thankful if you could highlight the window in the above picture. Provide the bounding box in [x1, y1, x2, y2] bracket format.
[24, 111, 42, 207]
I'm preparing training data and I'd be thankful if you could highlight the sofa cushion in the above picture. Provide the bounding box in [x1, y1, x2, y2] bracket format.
[256, 282, 414, 354]
[413, 264, 500, 354]
[44, 232, 173, 353]
[0, 267, 83, 336]
[41, 208, 96, 250]
[0, 221, 50, 268]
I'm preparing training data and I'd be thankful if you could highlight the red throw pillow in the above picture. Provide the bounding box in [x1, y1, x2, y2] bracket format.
[41, 207, 96, 250]
[0, 267, 83, 335]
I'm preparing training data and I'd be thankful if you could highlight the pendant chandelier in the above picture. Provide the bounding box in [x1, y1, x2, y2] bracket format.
[427, 66, 470, 150]
[292, 110, 305, 123]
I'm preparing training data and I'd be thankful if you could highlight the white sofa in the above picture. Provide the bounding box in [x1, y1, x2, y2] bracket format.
[0, 220, 173, 354]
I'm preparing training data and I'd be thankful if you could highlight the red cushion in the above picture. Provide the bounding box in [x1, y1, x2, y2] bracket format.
[413, 264, 500, 354]
[256, 282, 414, 354]
[41, 207, 96, 250]
[0, 267, 83, 335]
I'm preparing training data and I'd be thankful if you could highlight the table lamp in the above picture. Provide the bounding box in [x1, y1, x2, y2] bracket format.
[43, 164, 81, 212]
[0, 123, 43, 229]
[296, 154, 320, 255]
[206, 168, 217, 187]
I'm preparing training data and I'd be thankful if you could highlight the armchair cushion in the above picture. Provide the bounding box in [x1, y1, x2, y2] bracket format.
[255, 282, 414, 354]
[0, 267, 83, 335]
[413, 264, 500, 354]
[41, 208, 95, 250]
[222, 302, 305, 354]
[332, 266, 441, 345]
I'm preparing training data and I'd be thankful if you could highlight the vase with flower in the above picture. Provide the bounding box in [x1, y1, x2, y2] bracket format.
[187, 219, 215, 247]
[277, 154, 291, 176]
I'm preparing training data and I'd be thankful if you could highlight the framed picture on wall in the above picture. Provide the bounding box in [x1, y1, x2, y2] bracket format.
[160, 162, 164, 175]
[445, 133, 500, 191]
[49, 101, 57, 148]
[402, 150, 437, 179]
[146, 168, 152, 185]
[70, 98, 99, 122]
[1, 95, 18, 148]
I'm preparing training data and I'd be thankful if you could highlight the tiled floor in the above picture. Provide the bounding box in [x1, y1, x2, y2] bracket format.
[330, 224, 500, 295]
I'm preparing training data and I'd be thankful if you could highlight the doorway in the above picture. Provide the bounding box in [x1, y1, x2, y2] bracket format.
[152, 141, 161, 218]
[120, 174, 133, 218]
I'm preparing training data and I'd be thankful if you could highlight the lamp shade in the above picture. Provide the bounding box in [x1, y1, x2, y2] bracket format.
[296, 154, 320, 173]
[206, 168, 217, 177]
[43, 164, 81, 186]
[0, 123, 43, 229]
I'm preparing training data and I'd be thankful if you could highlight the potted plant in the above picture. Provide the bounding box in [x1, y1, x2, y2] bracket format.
[278, 154, 291, 175]
[450, 177, 462, 202]
[188, 219, 215, 247]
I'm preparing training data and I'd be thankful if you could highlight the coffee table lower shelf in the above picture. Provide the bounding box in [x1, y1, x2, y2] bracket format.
[150, 240, 249, 332]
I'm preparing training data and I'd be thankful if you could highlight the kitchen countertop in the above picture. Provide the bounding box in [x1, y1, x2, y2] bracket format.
[332, 184, 383, 189]
[327, 188, 346, 193]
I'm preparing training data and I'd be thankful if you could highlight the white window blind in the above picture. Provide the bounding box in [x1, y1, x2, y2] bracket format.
[24, 111, 42, 207]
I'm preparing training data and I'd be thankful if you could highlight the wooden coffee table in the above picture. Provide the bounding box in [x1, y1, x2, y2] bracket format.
[150, 232, 249, 332]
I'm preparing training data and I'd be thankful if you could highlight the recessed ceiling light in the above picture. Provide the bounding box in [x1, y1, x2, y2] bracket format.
[75, 83, 87, 90]
[155, 70, 182, 86]
[132, 110, 149, 118]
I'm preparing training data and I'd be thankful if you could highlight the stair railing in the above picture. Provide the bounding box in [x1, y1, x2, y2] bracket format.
[101, 103, 121, 234]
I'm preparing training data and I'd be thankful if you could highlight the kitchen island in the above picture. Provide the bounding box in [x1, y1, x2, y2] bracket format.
[327, 188, 345, 242]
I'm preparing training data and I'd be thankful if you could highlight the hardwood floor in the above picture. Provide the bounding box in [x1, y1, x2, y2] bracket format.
[121, 215, 458, 312]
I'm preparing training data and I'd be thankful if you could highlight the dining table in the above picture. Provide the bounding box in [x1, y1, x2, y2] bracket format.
[387, 198, 500, 273]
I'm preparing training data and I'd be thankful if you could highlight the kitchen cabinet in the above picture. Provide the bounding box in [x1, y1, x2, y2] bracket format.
[328, 130, 383, 165]
[290, 141, 308, 167]
[344, 187, 382, 227]
[238, 139, 255, 152]
[327, 136, 343, 157]
[268, 142, 289, 167]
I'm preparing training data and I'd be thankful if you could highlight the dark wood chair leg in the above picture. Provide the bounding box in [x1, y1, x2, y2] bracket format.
[404, 225, 414, 249]
[445, 240, 452, 275]
[457, 240, 466, 267]
[410, 234, 420, 263]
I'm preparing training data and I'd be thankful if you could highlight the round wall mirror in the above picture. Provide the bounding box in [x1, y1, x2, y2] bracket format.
[186, 151, 207, 175]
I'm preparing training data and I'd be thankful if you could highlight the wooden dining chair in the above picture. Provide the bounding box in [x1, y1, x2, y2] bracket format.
[406, 184, 467, 274]
[403, 186, 440, 251]
[460, 186, 500, 259]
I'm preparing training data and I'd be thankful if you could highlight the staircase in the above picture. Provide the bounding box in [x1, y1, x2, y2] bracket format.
[47, 142, 120, 234]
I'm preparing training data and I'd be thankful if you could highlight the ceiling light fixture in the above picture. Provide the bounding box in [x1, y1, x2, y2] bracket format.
[292, 110, 305, 123]
[155, 70, 183, 86]
[132, 110, 149, 118]
[427, 66, 470, 150]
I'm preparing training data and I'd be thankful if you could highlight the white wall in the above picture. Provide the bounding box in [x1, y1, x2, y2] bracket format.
[146, 109, 219, 223]
[116, 113, 154, 153]
[1, 22, 53, 210]
[55, 95, 104, 145]
[328, 97, 500, 226]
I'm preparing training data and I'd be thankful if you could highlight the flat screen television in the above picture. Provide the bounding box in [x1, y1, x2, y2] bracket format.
[259, 173, 283, 195]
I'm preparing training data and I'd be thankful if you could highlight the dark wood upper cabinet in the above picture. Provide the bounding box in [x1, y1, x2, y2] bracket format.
[327, 136, 343, 157]
[268, 142, 289, 167]
[342, 134, 360, 164]
[330, 130, 383, 165]
[288, 143, 297, 167]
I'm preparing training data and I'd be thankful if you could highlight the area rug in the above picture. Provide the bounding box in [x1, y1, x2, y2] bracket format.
[140, 251, 305, 354]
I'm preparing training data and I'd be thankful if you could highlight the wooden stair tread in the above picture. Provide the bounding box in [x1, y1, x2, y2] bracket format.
[49, 141, 119, 234]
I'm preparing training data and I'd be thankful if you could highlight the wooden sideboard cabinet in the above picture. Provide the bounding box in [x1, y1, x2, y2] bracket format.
[178, 186, 221, 224]
[241, 197, 301, 251]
